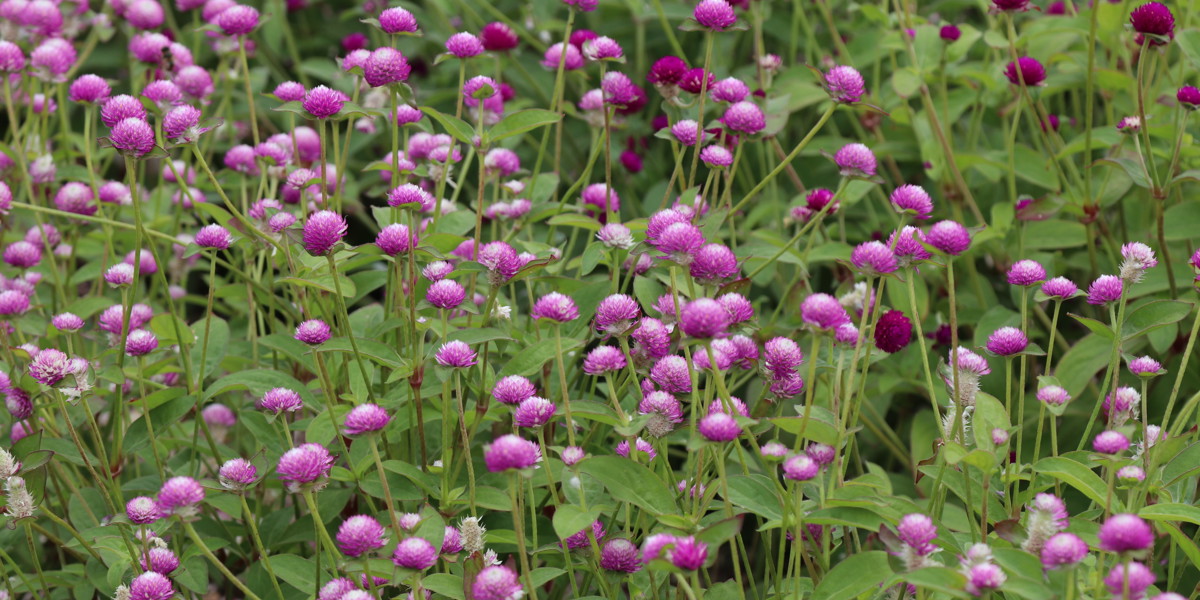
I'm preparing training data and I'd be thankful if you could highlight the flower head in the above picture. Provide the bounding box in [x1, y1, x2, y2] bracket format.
[129, 572, 173, 600]
[514, 396, 556, 428]
[302, 86, 345, 119]
[698, 412, 742, 441]
[1007, 260, 1047, 286]
[668, 536, 708, 570]
[446, 32, 484, 58]
[601, 538, 642, 572]
[1099, 513, 1154, 553]
[435, 341, 477, 368]
[532, 292, 579, 322]
[277, 443, 335, 491]
[1105, 562, 1156, 600]
[874, 310, 913, 353]
[472, 565, 523, 600]
[825, 65, 865, 103]
[157, 476, 204, 515]
[1093, 430, 1131, 454]
[1041, 277, 1078, 299]
[343, 403, 391, 435]
[484, 434, 540, 472]
[1130, 2, 1174, 44]
[392, 537, 438, 570]
[303, 210, 348, 255]
[834, 143, 876, 178]
[851, 240, 898, 274]
[337, 515, 387, 557]
[1005, 57, 1046, 86]
[1087, 275, 1123, 305]
[126, 496, 160, 524]
[295, 319, 332, 345]
[783, 453, 819, 481]
[897, 513, 938, 555]
[680, 298, 730, 338]
[493, 376, 536, 405]
[379, 7, 418, 34]
[986, 327, 1028, 356]
[693, 0, 736, 30]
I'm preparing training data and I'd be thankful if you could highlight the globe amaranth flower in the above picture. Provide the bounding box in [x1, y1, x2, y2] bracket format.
[1098, 513, 1154, 553]
[302, 85, 345, 119]
[218, 458, 257, 490]
[874, 310, 913, 353]
[1178, 86, 1200, 110]
[379, 6, 419, 34]
[851, 240, 898, 274]
[472, 565, 523, 600]
[1005, 57, 1046, 86]
[583, 346, 626, 375]
[129, 572, 174, 600]
[801, 293, 851, 331]
[1037, 385, 1071, 407]
[926, 220, 971, 255]
[337, 515, 387, 557]
[897, 513, 938, 557]
[141, 547, 181, 576]
[650, 355, 692, 394]
[484, 434, 540, 472]
[679, 298, 731, 339]
[1040, 532, 1088, 568]
[364, 47, 411, 88]
[985, 327, 1028, 356]
[835, 143, 876, 178]
[1087, 274, 1123, 305]
[493, 375, 536, 405]
[514, 396, 556, 428]
[1007, 259, 1047, 286]
[700, 144, 734, 167]
[376, 224, 416, 256]
[693, 0, 736, 30]
[302, 210, 348, 255]
[668, 536, 708, 570]
[343, 403, 391, 435]
[446, 32, 484, 58]
[532, 292, 579, 322]
[480, 22, 519, 51]
[1093, 430, 1131, 454]
[825, 65, 865, 103]
[888, 225, 932, 265]
[277, 442, 335, 492]
[69, 74, 111, 103]
[1128, 355, 1163, 377]
[1104, 562, 1156, 600]
[1041, 276, 1078, 299]
[392, 537, 438, 570]
[698, 412, 742, 441]
[126, 496, 160, 524]
[217, 4, 258, 35]
[110, 118, 156, 158]
[600, 538, 642, 573]
[783, 453, 819, 481]
[940, 24, 962, 41]
[890, 184, 933, 219]
[616, 437, 657, 461]
[295, 319, 332, 345]
[1120, 242, 1157, 282]
[426, 279, 467, 310]
[125, 329, 159, 357]
[157, 476, 205, 516]
[594, 294, 641, 335]
[722, 101, 765, 134]
[1130, 2, 1174, 45]
[435, 340, 478, 368]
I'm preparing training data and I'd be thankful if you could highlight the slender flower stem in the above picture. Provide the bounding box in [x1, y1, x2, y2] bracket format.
[238, 37, 261, 146]
[687, 32, 715, 190]
[508, 474, 537, 598]
[453, 371, 478, 515]
[553, 323, 578, 446]
[368, 436, 401, 533]
[182, 520, 265, 600]
[325, 254, 377, 403]
[731, 103, 835, 216]
[906, 269, 942, 425]
[238, 494, 288, 600]
[1045, 300, 1064, 376]
[1079, 299, 1127, 450]
[1165, 304, 1200, 435]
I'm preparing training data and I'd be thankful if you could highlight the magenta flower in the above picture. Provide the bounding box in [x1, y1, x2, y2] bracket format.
[484, 434, 541, 472]
[825, 65, 865, 103]
[668, 536, 708, 570]
[302, 210, 348, 255]
[392, 537, 438, 570]
[583, 346, 626, 375]
[690, 243, 739, 284]
[337, 515, 387, 557]
[1036, 385, 1071, 407]
[1041, 276, 1078, 299]
[302, 85, 345, 119]
[472, 566, 523, 600]
[531, 292, 579, 322]
[1130, 2, 1174, 44]
[481, 22, 519, 51]
[1093, 430, 1131, 455]
[834, 143, 876, 177]
[364, 47, 411, 88]
[1004, 57, 1046, 86]
[897, 513, 938, 555]
[379, 7, 419, 34]
[782, 453, 819, 481]
[157, 476, 204, 515]
[276, 442, 335, 491]
[986, 327, 1027, 356]
[1104, 562, 1156, 599]
[890, 184, 933, 219]
[722, 101, 765, 134]
[1086, 274, 1123, 305]
[218, 458, 257, 490]
[514, 396, 556, 428]
[259, 387, 303, 413]
[129, 572, 174, 600]
[874, 310, 913, 353]
[600, 538, 642, 573]
[435, 340, 477, 368]
[492, 375, 536, 405]
[693, 0, 736, 30]
[445, 32, 484, 58]
[295, 319, 332, 345]
[680, 298, 730, 338]
[1041, 532, 1088, 568]
[426, 279, 467, 309]
[126, 496, 160, 524]
[1007, 259, 1047, 286]
[851, 240, 898, 274]
[926, 220, 970, 255]
[110, 118, 156, 158]
[217, 4, 258, 35]
[125, 329, 159, 357]
[615, 437, 657, 460]
[801, 293, 850, 331]
[1098, 513, 1154, 553]
[698, 412, 742, 441]
[343, 403, 391, 435]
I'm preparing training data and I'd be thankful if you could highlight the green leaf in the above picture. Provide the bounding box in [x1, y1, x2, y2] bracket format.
[497, 337, 584, 378]
[1176, 29, 1200, 72]
[278, 272, 357, 297]
[1122, 300, 1193, 341]
[1054, 334, 1111, 398]
[1139, 503, 1200, 526]
[269, 555, 316, 594]
[892, 68, 921, 98]
[124, 393, 195, 454]
[722, 474, 783, 522]
[1034, 456, 1121, 511]
[552, 505, 602, 540]
[421, 105, 476, 145]
[488, 109, 561, 143]
[811, 551, 893, 600]
[1068, 312, 1114, 340]
[1157, 521, 1200, 571]
[805, 506, 884, 532]
[546, 213, 601, 231]
[1094, 157, 1150, 189]
[695, 516, 742, 546]
[422, 574, 465, 600]
[577, 456, 676, 515]
[899, 567, 970, 598]
[189, 316, 229, 380]
[203, 369, 311, 402]
[319, 337, 408, 370]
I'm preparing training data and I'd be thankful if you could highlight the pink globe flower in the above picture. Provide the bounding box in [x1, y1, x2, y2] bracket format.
[1098, 513, 1154, 553]
[484, 434, 540, 472]
[693, 0, 736, 30]
[337, 515, 387, 557]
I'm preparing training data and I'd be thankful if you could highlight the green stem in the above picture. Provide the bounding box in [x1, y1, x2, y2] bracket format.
[182, 520, 265, 600]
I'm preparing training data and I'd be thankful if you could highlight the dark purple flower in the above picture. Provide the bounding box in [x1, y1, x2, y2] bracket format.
[873, 310, 913, 353]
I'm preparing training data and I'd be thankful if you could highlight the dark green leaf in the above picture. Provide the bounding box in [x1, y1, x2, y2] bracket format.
[811, 551, 893, 600]
[488, 109, 561, 143]
[577, 456, 676, 515]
